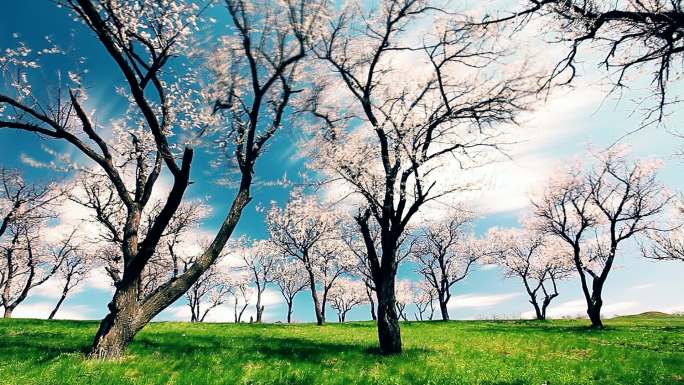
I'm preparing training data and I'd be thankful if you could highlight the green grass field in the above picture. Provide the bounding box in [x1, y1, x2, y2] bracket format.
[0, 314, 682, 385]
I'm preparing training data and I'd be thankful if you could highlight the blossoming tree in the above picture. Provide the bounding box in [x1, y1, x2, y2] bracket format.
[0, 0, 326, 358]
[410, 211, 480, 320]
[328, 278, 368, 322]
[0, 168, 71, 318]
[272, 258, 309, 323]
[481, 0, 684, 121]
[531, 148, 670, 328]
[304, 0, 535, 353]
[236, 238, 278, 323]
[267, 191, 354, 324]
[485, 225, 574, 320]
[48, 231, 94, 320]
[185, 262, 233, 323]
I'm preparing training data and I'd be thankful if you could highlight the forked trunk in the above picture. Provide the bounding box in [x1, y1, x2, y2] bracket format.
[376, 277, 402, 354]
[588, 302, 604, 329]
[529, 298, 544, 320]
[584, 276, 605, 329]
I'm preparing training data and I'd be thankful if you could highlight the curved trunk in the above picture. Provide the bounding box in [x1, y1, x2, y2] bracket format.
[539, 292, 558, 321]
[306, 269, 324, 325]
[376, 277, 402, 354]
[438, 295, 450, 321]
[531, 300, 543, 320]
[585, 276, 605, 329]
[367, 288, 377, 321]
[48, 292, 69, 320]
[90, 281, 142, 359]
[588, 295, 604, 329]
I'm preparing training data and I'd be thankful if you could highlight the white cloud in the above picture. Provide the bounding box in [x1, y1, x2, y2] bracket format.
[81, 267, 116, 293]
[30, 278, 69, 300]
[12, 302, 96, 320]
[630, 283, 654, 291]
[447, 292, 520, 309]
[479, 263, 499, 271]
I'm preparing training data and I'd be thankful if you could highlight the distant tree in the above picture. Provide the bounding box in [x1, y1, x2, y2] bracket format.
[1, 222, 73, 318]
[0, 167, 61, 239]
[0, 169, 67, 318]
[485, 226, 574, 320]
[532, 147, 670, 328]
[49, 231, 93, 320]
[236, 239, 278, 323]
[328, 278, 368, 322]
[413, 281, 437, 321]
[410, 211, 480, 320]
[394, 280, 414, 322]
[185, 263, 233, 323]
[267, 191, 354, 324]
[643, 201, 684, 263]
[230, 275, 253, 323]
[305, 0, 534, 353]
[272, 259, 309, 323]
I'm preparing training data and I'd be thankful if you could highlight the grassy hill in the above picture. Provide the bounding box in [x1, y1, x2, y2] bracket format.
[0, 315, 682, 385]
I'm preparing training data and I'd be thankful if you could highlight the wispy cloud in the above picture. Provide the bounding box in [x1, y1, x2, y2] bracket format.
[447, 292, 520, 310]
[12, 302, 96, 320]
[630, 283, 654, 291]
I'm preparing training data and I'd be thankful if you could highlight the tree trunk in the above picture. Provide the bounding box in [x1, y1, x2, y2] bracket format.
[529, 298, 543, 320]
[255, 288, 264, 323]
[438, 297, 449, 321]
[367, 287, 377, 321]
[307, 270, 324, 325]
[48, 292, 68, 320]
[539, 294, 556, 321]
[287, 301, 293, 323]
[584, 276, 605, 329]
[376, 278, 402, 354]
[587, 301, 603, 329]
[3, 306, 13, 318]
[89, 281, 142, 359]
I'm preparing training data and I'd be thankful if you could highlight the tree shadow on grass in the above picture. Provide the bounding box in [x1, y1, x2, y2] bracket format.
[133, 333, 433, 363]
[0, 337, 91, 364]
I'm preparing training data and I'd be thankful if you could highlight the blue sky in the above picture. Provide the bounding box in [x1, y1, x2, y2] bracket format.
[2, 1, 683, 323]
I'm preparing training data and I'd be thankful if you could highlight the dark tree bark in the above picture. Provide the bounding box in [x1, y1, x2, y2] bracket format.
[307, 268, 325, 325]
[48, 284, 70, 320]
[376, 276, 402, 354]
[255, 284, 265, 323]
[286, 300, 294, 323]
[90, 279, 144, 358]
[366, 286, 377, 321]
[438, 292, 449, 321]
